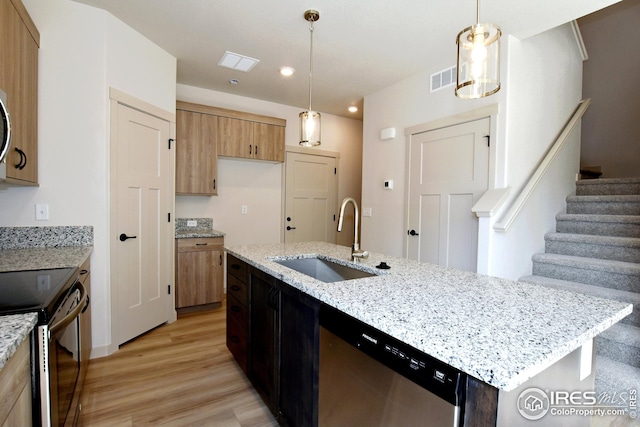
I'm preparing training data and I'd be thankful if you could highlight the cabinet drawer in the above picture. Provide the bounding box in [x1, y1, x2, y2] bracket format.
[227, 294, 248, 330]
[227, 255, 247, 281]
[227, 316, 248, 372]
[227, 274, 248, 306]
[177, 237, 224, 252]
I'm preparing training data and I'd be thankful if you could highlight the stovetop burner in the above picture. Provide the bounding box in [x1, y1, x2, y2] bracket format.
[0, 267, 77, 323]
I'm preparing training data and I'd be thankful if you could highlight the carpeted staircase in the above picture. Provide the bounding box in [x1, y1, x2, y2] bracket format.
[520, 177, 640, 398]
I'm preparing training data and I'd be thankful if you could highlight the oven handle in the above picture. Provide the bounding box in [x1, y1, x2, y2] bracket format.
[50, 281, 87, 336]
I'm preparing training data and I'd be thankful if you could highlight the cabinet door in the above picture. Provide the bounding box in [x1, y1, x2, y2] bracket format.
[0, 0, 38, 185]
[249, 269, 279, 411]
[176, 249, 223, 307]
[279, 287, 320, 427]
[176, 110, 218, 195]
[218, 116, 253, 159]
[253, 122, 285, 162]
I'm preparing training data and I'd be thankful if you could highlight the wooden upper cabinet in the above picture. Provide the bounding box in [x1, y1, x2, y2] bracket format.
[218, 116, 254, 159]
[175, 108, 218, 196]
[0, 0, 39, 185]
[253, 122, 285, 162]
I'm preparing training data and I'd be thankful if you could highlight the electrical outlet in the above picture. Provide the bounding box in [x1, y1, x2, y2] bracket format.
[241, 205, 248, 215]
[35, 204, 49, 221]
[362, 207, 372, 217]
[187, 220, 197, 227]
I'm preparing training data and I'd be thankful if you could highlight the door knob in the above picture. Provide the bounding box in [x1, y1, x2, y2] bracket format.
[119, 233, 137, 242]
[286, 226, 296, 231]
[408, 229, 419, 236]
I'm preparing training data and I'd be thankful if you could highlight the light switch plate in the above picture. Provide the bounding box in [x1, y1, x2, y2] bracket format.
[241, 205, 248, 215]
[362, 207, 372, 217]
[35, 204, 49, 221]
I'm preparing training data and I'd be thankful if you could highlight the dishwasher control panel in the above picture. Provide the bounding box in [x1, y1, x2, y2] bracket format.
[320, 305, 465, 407]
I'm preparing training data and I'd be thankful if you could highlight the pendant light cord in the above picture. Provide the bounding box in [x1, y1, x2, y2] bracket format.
[308, 19, 314, 111]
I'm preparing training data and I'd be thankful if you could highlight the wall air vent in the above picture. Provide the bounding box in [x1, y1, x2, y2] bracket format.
[430, 65, 457, 93]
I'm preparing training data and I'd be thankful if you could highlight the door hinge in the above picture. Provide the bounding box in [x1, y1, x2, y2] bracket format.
[168, 285, 171, 295]
[168, 213, 171, 222]
[484, 135, 490, 147]
[168, 138, 174, 149]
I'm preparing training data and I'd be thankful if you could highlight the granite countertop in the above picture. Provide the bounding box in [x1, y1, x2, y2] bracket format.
[175, 228, 225, 239]
[175, 217, 225, 239]
[0, 313, 38, 370]
[0, 246, 93, 272]
[225, 241, 633, 391]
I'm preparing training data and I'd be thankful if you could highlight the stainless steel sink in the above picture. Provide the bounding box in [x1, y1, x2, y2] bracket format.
[275, 257, 376, 283]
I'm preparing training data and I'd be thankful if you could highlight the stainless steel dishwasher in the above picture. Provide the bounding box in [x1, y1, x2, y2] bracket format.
[319, 305, 466, 427]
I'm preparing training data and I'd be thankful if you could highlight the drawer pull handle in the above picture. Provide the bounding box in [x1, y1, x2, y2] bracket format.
[231, 285, 241, 291]
[196, 243, 208, 246]
[230, 336, 241, 344]
[231, 264, 241, 270]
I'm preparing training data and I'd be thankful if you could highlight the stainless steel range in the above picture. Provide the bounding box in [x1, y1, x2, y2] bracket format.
[0, 267, 89, 427]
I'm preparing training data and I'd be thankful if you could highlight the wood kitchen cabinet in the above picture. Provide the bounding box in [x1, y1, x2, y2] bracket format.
[175, 237, 224, 311]
[218, 116, 285, 162]
[227, 254, 249, 373]
[176, 105, 218, 195]
[226, 256, 319, 427]
[0, 0, 39, 185]
[0, 338, 31, 427]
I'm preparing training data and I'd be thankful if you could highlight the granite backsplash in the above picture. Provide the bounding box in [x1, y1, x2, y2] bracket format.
[0, 226, 94, 250]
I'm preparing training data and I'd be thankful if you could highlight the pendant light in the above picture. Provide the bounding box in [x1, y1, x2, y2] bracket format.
[299, 10, 321, 146]
[455, 0, 501, 99]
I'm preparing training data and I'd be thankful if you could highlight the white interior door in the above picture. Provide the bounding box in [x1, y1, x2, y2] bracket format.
[407, 118, 490, 272]
[284, 151, 337, 244]
[111, 97, 174, 346]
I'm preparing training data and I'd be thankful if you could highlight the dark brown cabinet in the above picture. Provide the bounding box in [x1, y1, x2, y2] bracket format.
[225, 256, 319, 427]
[226, 255, 249, 373]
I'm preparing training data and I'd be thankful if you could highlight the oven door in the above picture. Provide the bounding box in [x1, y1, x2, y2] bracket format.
[38, 281, 87, 427]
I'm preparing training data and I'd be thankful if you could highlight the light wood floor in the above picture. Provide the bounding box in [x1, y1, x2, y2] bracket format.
[79, 302, 278, 426]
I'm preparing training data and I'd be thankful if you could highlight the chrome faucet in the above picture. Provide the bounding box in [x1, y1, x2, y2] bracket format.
[337, 197, 369, 262]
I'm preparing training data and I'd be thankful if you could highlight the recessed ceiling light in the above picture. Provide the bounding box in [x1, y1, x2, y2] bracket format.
[348, 106, 358, 113]
[218, 51, 260, 72]
[279, 66, 295, 77]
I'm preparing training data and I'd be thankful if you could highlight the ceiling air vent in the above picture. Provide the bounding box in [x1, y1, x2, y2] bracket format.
[430, 65, 457, 93]
[218, 51, 260, 72]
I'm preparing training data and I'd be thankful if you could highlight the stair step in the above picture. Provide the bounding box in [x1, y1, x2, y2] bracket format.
[556, 213, 640, 237]
[531, 253, 640, 293]
[544, 232, 640, 263]
[566, 195, 640, 215]
[595, 355, 640, 401]
[576, 177, 640, 196]
[519, 275, 640, 327]
[596, 323, 640, 368]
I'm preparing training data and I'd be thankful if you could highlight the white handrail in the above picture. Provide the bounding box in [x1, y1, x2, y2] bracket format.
[494, 99, 591, 231]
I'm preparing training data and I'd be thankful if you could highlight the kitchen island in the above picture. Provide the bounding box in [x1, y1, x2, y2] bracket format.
[225, 241, 633, 426]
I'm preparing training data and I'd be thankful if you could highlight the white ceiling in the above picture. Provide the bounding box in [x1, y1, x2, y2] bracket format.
[72, 0, 619, 120]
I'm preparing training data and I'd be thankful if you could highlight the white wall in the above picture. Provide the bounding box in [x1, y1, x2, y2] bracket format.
[0, 0, 176, 356]
[362, 23, 584, 280]
[175, 84, 363, 249]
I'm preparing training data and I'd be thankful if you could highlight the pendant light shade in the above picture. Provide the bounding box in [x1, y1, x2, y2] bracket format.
[300, 10, 321, 146]
[455, 0, 501, 99]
